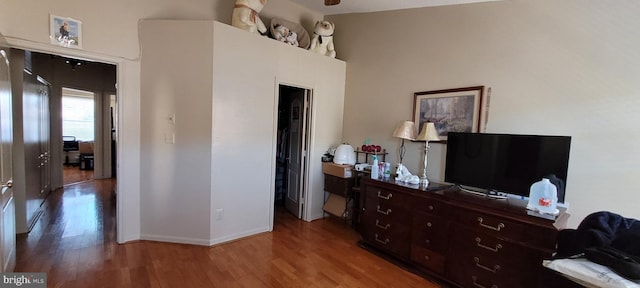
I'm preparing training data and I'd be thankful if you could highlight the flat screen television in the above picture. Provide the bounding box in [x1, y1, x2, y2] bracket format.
[444, 132, 571, 203]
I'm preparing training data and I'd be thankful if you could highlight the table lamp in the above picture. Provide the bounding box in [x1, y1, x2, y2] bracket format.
[392, 120, 416, 175]
[414, 122, 440, 185]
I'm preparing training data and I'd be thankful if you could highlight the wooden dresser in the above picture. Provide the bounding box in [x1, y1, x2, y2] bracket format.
[359, 178, 561, 288]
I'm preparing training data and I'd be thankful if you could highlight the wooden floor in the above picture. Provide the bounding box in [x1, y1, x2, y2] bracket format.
[63, 165, 94, 186]
[15, 179, 440, 287]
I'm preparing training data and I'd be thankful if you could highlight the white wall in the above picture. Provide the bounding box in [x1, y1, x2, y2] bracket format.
[210, 22, 345, 242]
[210, 23, 280, 244]
[140, 21, 345, 245]
[329, 0, 640, 227]
[140, 20, 214, 244]
[0, 0, 322, 60]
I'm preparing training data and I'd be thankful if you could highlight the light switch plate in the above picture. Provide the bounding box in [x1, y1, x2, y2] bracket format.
[164, 132, 175, 144]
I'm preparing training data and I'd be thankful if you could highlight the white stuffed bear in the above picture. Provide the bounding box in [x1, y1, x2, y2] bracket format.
[309, 20, 336, 58]
[395, 164, 420, 184]
[273, 24, 299, 47]
[232, 0, 267, 35]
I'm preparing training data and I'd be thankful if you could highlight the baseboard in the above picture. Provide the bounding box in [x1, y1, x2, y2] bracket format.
[141, 226, 272, 247]
[208, 227, 271, 246]
[140, 234, 212, 246]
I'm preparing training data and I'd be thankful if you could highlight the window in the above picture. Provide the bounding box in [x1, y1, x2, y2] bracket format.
[62, 88, 94, 141]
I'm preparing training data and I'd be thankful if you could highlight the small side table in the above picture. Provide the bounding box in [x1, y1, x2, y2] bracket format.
[79, 154, 94, 170]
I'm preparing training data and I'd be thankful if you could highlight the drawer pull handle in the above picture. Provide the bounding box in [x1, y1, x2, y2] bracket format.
[424, 255, 430, 261]
[426, 222, 432, 228]
[375, 220, 390, 230]
[428, 205, 434, 211]
[374, 234, 389, 245]
[376, 205, 392, 215]
[471, 276, 498, 288]
[377, 191, 392, 200]
[477, 217, 505, 231]
[475, 237, 502, 252]
[425, 239, 431, 246]
[474, 257, 500, 274]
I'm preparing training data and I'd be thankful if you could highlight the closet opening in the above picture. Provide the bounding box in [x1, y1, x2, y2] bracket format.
[275, 84, 312, 220]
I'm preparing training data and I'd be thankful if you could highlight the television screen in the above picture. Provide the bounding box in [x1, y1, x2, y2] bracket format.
[444, 132, 571, 202]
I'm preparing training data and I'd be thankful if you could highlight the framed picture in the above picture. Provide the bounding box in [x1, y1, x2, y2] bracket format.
[413, 86, 484, 142]
[50, 15, 82, 49]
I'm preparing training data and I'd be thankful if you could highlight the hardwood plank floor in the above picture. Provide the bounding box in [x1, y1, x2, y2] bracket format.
[15, 179, 441, 287]
[63, 165, 94, 186]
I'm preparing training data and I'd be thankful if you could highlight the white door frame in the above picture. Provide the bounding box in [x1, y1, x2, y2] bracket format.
[271, 80, 315, 228]
[4, 37, 131, 243]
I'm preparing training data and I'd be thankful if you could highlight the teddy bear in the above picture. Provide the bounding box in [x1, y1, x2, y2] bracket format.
[231, 0, 267, 35]
[309, 20, 336, 58]
[273, 24, 299, 47]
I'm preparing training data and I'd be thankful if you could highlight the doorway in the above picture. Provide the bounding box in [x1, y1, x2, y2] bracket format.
[11, 50, 117, 236]
[6, 38, 129, 243]
[26, 51, 117, 189]
[275, 85, 312, 220]
[62, 87, 95, 185]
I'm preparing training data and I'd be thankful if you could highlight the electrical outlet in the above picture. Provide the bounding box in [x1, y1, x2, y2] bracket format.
[215, 209, 224, 220]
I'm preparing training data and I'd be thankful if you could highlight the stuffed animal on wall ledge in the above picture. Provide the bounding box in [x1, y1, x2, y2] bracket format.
[273, 24, 299, 47]
[309, 20, 336, 58]
[231, 0, 267, 35]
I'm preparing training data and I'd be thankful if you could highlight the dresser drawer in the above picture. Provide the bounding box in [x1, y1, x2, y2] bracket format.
[450, 224, 546, 268]
[447, 249, 539, 288]
[363, 196, 411, 223]
[454, 208, 526, 241]
[413, 195, 446, 216]
[361, 211, 411, 257]
[412, 212, 448, 252]
[522, 222, 558, 249]
[455, 208, 558, 249]
[364, 185, 409, 207]
[410, 245, 445, 274]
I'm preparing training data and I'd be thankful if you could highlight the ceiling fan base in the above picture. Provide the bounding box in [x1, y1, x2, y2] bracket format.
[324, 0, 340, 6]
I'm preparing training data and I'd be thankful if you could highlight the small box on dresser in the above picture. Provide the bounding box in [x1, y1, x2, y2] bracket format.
[322, 162, 353, 178]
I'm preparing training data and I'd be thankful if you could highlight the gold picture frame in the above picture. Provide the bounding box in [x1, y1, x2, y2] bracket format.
[413, 86, 484, 142]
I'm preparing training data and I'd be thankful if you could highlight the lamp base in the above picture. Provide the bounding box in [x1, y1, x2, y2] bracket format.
[419, 177, 429, 186]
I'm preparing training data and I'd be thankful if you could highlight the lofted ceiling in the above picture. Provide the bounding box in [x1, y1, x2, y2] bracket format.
[288, 0, 501, 15]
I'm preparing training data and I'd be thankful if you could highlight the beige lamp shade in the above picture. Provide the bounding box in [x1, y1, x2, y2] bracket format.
[415, 122, 440, 142]
[392, 121, 416, 140]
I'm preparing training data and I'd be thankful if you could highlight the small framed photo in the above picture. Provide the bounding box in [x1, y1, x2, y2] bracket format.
[413, 86, 484, 142]
[50, 15, 82, 49]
